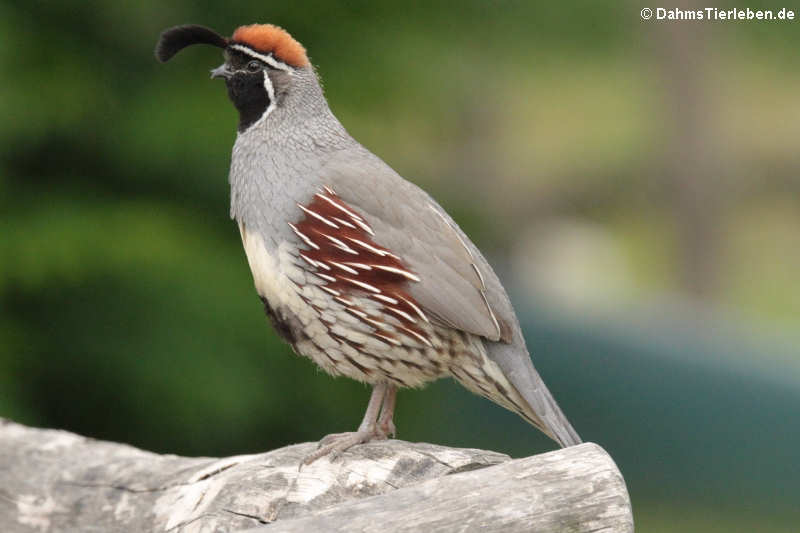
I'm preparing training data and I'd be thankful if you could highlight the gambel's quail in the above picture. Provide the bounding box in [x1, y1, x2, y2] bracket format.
[156, 23, 581, 462]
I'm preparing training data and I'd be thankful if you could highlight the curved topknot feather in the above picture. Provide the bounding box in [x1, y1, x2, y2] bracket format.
[155, 25, 228, 62]
[231, 24, 309, 67]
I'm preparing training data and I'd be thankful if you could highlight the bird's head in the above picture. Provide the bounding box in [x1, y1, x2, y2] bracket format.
[156, 24, 312, 132]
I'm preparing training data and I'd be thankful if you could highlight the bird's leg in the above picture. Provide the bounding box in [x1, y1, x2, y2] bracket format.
[303, 383, 388, 465]
[377, 385, 397, 437]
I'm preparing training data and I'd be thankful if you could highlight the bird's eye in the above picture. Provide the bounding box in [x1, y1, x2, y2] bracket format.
[246, 60, 263, 72]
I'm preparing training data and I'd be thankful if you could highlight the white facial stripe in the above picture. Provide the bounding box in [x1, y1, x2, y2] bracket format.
[262, 70, 276, 118]
[229, 44, 292, 73]
[229, 44, 289, 131]
[241, 69, 277, 132]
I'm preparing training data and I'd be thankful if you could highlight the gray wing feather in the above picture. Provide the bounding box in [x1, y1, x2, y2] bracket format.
[321, 149, 510, 342]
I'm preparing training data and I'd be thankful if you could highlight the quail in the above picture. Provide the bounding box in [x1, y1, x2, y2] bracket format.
[155, 23, 581, 462]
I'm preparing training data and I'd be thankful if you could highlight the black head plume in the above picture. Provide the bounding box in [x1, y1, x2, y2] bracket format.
[155, 25, 228, 63]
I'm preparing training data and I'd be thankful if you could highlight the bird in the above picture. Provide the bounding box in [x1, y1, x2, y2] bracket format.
[155, 23, 581, 463]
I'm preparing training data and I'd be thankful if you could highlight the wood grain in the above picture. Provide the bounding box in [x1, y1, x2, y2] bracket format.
[0, 418, 632, 532]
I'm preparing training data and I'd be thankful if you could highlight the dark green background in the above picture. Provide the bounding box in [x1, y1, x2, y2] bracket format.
[3, 2, 799, 531]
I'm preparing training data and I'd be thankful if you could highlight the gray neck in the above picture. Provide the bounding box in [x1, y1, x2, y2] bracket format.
[228, 66, 356, 250]
[243, 67, 351, 152]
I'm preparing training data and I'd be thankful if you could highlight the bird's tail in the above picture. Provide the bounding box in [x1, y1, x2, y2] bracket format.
[476, 338, 582, 447]
[519, 365, 582, 447]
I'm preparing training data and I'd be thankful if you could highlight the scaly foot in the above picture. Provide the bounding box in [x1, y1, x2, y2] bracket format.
[377, 385, 397, 437]
[302, 426, 388, 465]
[301, 383, 397, 465]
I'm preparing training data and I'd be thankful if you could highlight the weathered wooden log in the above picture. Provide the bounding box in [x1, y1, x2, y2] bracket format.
[0, 418, 632, 532]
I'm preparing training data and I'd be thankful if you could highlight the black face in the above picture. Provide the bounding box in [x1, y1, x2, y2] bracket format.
[222, 51, 272, 132]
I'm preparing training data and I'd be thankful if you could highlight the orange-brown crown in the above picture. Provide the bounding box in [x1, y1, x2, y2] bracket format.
[231, 24, 308, 68]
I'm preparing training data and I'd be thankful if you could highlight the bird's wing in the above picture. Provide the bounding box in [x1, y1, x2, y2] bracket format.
[322, 149, 515, 343]
[317, 149, 582, 447]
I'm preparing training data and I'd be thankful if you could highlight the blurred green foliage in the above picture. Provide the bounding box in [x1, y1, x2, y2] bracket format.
[3, 1, 799, 531]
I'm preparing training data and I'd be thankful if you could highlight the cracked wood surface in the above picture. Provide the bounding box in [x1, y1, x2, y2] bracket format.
[0, 418, 633, 532]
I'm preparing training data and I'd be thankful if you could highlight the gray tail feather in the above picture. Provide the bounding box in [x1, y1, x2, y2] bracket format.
[533, 374, 582, 447]
[484, 338, 582, 447]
